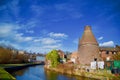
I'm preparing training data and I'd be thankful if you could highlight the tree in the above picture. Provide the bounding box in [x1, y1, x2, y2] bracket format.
[0, 47, 12, 63]
[46, 50, 60, 67]
[112, 52, 120, 60]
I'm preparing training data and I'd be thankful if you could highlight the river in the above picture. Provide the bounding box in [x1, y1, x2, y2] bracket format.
[11, 65, 98, 80]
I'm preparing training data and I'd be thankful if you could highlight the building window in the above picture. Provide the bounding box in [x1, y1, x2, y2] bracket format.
[112, 52, 114, 54]
[106, 51, 109, 54]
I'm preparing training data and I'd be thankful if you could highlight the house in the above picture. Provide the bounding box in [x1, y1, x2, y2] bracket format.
[99, 46, 120, 61]
[58, 50, 65, 59]
[70, 51, 79, 63]
[18, 50, 25, 54]
[58, 50, 66, 63]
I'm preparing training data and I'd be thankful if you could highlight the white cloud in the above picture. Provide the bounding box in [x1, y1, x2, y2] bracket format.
[34, 38, 60, 45]
[0, 23, 66, 53]
[33, 39, 41, 42]
[0, 26, 12, 37]
[32, 36, 63, 52]
[0, 40, 21, 49]
[25, 44, 62, 53]
[0, 23, 34, 43]
[26, 30, 34, 33]
[49, 32, 68, 38]
[98, 36, 103, 40]
[99, 41, 115, 47]
[14, 33, 33, 42]
[43, 44, 61, 49]
[15, 33, 23, 36]
[0, 23, 19, 37]
[24, 37, 33, 41]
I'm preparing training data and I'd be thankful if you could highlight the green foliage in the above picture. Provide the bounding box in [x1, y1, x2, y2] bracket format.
[0, 67, 16, 80]
[46, 50, 60, 67]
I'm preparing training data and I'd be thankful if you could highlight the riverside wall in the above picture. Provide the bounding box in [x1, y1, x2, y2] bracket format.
[44, 65, 114, 80]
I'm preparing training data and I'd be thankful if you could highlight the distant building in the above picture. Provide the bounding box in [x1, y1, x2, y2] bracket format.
[36, 56, 45, 61]
[70, 51, 79, 63]
[18, 50, 25, 54]
[99, 46, 120, 61]
[58, 50, 65, 59]
[58, 50, 66, 63]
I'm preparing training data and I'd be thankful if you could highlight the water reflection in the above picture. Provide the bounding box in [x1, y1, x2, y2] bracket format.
[44, 69, 76, 80]
[11, 65, 98, 80]
[13, 68, 28, 76]
[44, 69, 97, 80]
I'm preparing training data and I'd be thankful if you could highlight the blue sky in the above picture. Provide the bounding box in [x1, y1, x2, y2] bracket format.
[0, 0, 120, 53]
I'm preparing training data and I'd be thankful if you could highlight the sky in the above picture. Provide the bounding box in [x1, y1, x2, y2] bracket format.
[0, 0, 120, 53]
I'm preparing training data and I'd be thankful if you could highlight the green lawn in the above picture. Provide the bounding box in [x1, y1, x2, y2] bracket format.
[0, 62, 36, 68]
[0, 64, 25, 68]
[0, 67, 16, 80]
[0, 62, 41, 80]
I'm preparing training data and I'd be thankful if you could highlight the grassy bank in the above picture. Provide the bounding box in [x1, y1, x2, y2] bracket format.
[0, 67, 16, 80]
[0, 62, 43, 68]
[0, 62, 44, 80]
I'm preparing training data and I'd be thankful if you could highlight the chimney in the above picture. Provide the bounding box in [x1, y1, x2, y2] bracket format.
[80, 25, 98, 45]
[78, 25, 100, 65]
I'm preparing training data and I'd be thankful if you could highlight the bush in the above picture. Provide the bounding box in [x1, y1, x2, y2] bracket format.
[46, 50, 60, 67]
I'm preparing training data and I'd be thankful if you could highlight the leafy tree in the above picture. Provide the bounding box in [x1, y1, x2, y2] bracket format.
[112, 52, 120, 60]
[0, 47, 12, 63]
[46, 50, 60, 67]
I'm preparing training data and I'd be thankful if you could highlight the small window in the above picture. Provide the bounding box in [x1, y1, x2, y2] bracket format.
[106, 51, 109, 54]
[112, 52, 114, 54]
[94, 58, 97, 61]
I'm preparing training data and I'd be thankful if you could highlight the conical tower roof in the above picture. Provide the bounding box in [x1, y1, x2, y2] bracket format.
[80, 25, 98, 45]
[78, 25, 101, 65]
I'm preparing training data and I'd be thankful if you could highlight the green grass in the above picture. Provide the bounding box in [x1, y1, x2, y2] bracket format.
[0, 62, 36, 68]
[0, 67, 16, 80]
[0, 64, 27, 68]
[0, 62, 41, 80]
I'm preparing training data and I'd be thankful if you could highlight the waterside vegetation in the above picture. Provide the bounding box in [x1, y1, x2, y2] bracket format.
[46, 50, 60, 67]
[45, 49, 120, 80]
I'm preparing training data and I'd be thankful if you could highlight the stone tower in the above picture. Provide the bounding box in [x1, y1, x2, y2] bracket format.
[78, 25, 100, 65]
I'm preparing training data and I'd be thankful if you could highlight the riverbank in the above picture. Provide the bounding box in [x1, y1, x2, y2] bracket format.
[0, 67, 16, 80]
[44, 64, 118, 80]
[4, 62, 44, 72]
[0, 62, 44, 80]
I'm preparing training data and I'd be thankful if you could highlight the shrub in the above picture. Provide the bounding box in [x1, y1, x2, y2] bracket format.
[46, 50, 60, 67]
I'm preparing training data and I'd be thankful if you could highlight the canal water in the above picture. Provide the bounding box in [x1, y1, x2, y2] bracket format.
[11, 65, 98, 80]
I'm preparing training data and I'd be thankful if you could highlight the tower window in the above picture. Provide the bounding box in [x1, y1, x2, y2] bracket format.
[94, 58, 97, 61]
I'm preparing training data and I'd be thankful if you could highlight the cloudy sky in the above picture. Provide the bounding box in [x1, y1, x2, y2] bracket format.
[0, 0, 120, 53]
